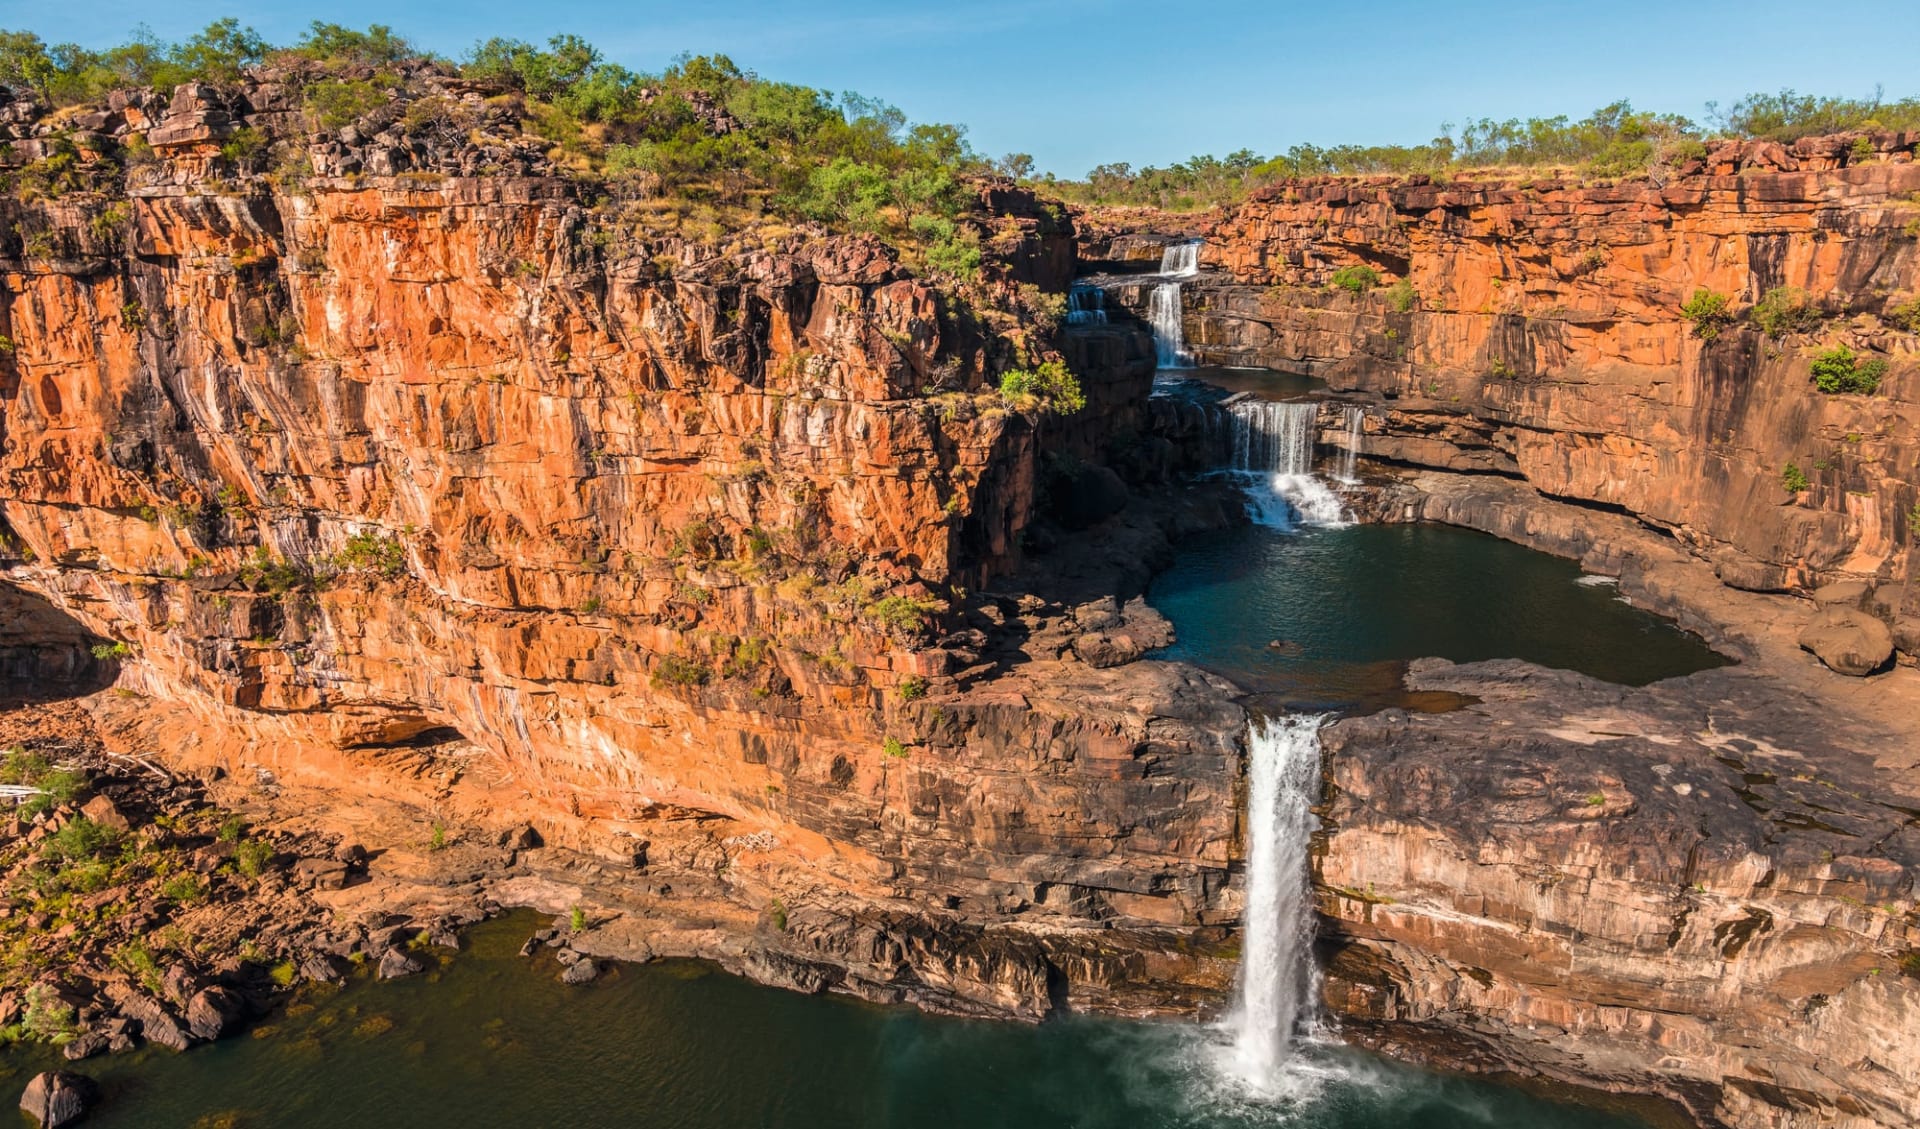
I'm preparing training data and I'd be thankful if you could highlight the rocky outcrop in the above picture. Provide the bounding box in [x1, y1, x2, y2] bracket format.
[1320, 658, 1920, 1129]
[1088, 147, 1920, 644]
[0, 70, 1231, 1019]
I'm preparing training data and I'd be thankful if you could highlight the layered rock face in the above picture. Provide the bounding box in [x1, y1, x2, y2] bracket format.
[0, 78, 1234, 1015]
[1091, 140, 1920, 643]
[1320, 659, 1920, 1129]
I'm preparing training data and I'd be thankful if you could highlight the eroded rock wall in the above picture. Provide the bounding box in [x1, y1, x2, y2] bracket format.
[1094, 143, 1920, 604]
[0, 77, 1237, 1015]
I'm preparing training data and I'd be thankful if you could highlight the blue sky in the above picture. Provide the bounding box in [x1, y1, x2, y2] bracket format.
[7, 0, 1919, 175]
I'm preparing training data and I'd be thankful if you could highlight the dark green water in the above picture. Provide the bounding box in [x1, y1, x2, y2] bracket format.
[2, 914, 1657, 1129]
[1149, 521, 1727, 712]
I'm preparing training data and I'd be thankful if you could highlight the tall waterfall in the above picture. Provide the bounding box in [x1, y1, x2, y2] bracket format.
[1066, 283, 1108, 326]
[1150, 240, 1202, 368]
[1225, 714, 1327, 1092]
[1337, 406, 1365, 485]
[1221, 400, 1348, 526]
[1150, 284, 1192, 368]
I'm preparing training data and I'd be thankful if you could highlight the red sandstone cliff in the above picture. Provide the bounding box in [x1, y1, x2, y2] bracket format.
[1086, 139, 1920, 656]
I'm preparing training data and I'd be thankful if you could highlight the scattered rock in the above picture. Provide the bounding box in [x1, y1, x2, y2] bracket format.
[292, 857, 350, 890]
[59, 1033, 106, 1062]
[299, 953, 343, 983]
[519, 928, 555, 957]
[77, 795, 130, 833]
[376, 947, 425, 980]
[110, 990, 192, 1051]
[184, 986, 244, 1041]
[19, 1071, 94, 1129]
[500, 824, 542, 850]
[561, 958, 599, 984]
[1799, 606, 1894, 676]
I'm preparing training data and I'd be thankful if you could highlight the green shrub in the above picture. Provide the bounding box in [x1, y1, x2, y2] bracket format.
[1889, 295, 1920, 334]
[570, 905, 588, 932]
[997, 361, 1086, 414]
[331, 530, 407, 578]
[304, 77, 394, 130]
[1781, 462, 1810, 493]
[1330, 265, 1382, 293]
[1810, 345, 1887, 394]
[1750, 286, 1821, 338]
[882, 737, 908, 759]
[1384, 279, 1418, 313]
[897, 676, 927, 701]
[768, 897, 788, 931]
[1680, 288, 1734, 339]
[865, 595, 941, 637]
[47, 817, 117, 863]
[651, 654, 709, 688]
[89, 641, 132, 661]
[235, 838, 275, 878]
[160, 873, 205, 903]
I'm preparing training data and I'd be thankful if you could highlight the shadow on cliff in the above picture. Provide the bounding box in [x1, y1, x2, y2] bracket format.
[0, 579, 121, 706]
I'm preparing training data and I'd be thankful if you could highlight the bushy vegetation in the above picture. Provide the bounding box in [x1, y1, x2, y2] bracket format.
[1330, 265, 1382, 294]
[1680, 288, 1735, 339]
[1047, 92, 1918, 210]
[1750, 286, 1822, 338]
[1810, 345, 1887, 394]
[1781, 463, 1810, 493]
[997, 360, 1086, 414]
[0, 21, 1004, 250]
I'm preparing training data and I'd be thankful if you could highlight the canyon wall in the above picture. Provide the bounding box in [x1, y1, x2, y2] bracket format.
[0, 78, 1237, 1015]
[1090, 136, 1920, 633]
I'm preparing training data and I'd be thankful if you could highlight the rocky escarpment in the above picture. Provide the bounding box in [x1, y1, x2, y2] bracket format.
[1320, 658, 1920, 1129]
[1084, 135, 1920, 663]
[0, 72, 1239, 1019]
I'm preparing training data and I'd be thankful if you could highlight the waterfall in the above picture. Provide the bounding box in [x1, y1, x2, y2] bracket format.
[1149, 240, 1202, 368]
[1159, 240, 1201, 278]
[1337, 406, 1364, 485]
[1225, 714, 1327, 1093]
[1066, 283, 1108, 326]
[1150, 283, 1192, 368]
[1220, 400, 1348, 527]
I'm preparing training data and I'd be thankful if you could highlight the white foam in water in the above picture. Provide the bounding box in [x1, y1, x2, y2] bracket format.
[1217, 714, 1330, 1102]
[1219, 400, 1351, 529]
[1574, 574, 1619, 587]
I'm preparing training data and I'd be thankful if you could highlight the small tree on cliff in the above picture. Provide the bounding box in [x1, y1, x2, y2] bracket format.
[1680, 288, 1735, 339]
[998, 361, 1086, 415]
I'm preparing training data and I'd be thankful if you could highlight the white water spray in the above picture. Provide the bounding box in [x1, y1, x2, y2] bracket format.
[1159, 240, 1201, 278]
[1220, 400, 1348, 527]
[1224, 714, 1328, 1094]
[1151, 241, 1202, 368]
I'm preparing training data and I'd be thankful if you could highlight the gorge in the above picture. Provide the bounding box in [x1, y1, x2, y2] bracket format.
[0, 28, 1918, 1129]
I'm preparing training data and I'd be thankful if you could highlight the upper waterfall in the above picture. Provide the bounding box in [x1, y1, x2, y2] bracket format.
[1159, 240, 1201, 278]
[1150, 239, 1203, 368]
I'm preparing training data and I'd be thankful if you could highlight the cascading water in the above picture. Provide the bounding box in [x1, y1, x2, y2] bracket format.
[1221, 713, 1328, 1096]
[1066, 283, 1108, 326]
[1218, 399, 1349, 527]
[1337, 405, 1365, 485]
[1160, 240, 1201, 278]
[1151, 240, 1202, 368]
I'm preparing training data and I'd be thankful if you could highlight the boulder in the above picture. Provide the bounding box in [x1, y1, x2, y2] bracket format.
[1799, 606, 1895, 676]
[376, 948, 424, 980]
[560, 959, 599, 985]
[500, 824, 542, 850]
[1811, 579, 1873, 608]
[77, 795, 130, 834]
[59, 1032, 105, 1061]
[292, 857, 350, 890]
[110, 990, 192, 1051]
[19, 1071, 94, 1129]
[184, 986, 244, 1041]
